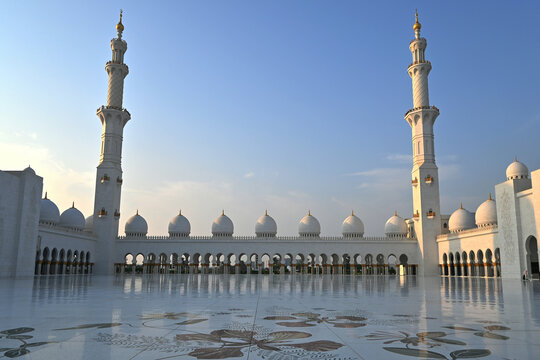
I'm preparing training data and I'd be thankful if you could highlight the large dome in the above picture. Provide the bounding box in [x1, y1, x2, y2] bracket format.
[168, 210, 191, 237]
[475, 194, 497, 227]
[384, 212, 407, 237]
[212, 211, 234, 236]
[448, 204, 475, 232]
[298, 211, 320, 237]
[84, 215, 94, 232]
[342, 211, 364, 237]
[255, 210, 277, 237]
[39, 193, 60, 224]
[125, 210, 148, 236]
[506, 158, 529, 180]
[58, 203, 85, 230]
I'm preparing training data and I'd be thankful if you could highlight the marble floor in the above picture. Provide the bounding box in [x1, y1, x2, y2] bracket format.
[0, 275, 539, 359]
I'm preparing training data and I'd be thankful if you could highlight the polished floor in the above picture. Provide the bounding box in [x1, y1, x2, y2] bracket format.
[0, 275, 539, 359]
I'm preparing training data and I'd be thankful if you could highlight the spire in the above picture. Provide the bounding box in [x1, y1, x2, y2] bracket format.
[308, 209, 311, 216]
[116, 9, 124, 39]
[179, 209, 182, 216]
[489, 192, 492, 201]
[351, 210, 354, 216]
[460, 202, 463, 209]
[44, 192, 48, 200]
[136, 209, 139, 215]
[265, 209, 268, 216]
[413, 9, 421, 39]
[515, 156, 518, 162]
[222, 209, 225, 216]
[395, 209, 398, 217]
[72, 201, 75, 208]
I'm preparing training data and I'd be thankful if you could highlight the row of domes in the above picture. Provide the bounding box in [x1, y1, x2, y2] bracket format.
[124, 209, 411, 238]
[40, 193, 88, 230]
[448, 194, 497, 233]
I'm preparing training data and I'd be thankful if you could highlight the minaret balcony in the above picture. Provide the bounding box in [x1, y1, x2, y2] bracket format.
[98, 208, 108, 217]
[404, 105, 439, 117]
[426, 210, 436, 218]
[116, 177, 123, 184]
[114, 210, 120, 219]
[407, 60, 431, 69]
[425, 175, 433, 184]
[413, 211, 420, 219]
[411, 178, 418, 186]
[100, 174, 110, 183]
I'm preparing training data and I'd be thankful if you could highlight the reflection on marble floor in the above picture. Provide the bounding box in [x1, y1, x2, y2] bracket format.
[0, 275, 539, 359]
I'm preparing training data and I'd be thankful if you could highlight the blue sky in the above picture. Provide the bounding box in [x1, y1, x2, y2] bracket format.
[1, 1, 539, 236]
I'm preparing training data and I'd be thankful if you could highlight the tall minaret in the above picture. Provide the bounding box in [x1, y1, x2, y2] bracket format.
[404, 11, 441, 276]
[93, 11, 131, 275]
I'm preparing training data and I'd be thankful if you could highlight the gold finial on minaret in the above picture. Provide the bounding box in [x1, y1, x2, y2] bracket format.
[179, 209, 182, 216]
[222, 209, 225, 216]
[308, 209, 311, 216]
[460, 202, 463, 209]
[514, 156, 518, 162]
[395, 210, 398, 217]
[72, 201, 75, 208]
[489, 193, 492, 201]
[116, 9, 124, 37]
[413, 9, 421, 38]
[351, 210, 354, 216]
[136, 209, 139, 215]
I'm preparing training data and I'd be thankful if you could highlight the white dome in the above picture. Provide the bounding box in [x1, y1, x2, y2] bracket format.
[255, 210, 277, 237]
[39, 193, 60, 224]
[212, 211, 234, 236]
[506, 158, 529, 180]
[342, 211, 364, 237]
[448, 205, 475, 232]
[84, 215, 94, 232]
[125, 211, 148, 236]
[168, 210, 191, 237]
[475, 195, 497, 227]
[298, 211, 320, 237]
[385, 212, 408, 237]
[59, 203, 85, 230]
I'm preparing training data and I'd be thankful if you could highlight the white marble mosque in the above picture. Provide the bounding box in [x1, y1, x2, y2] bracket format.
[1, 12, 540, 282]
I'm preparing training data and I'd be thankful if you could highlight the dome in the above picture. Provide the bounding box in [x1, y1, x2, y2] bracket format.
[298, 211, 320, 237]
[23, 166, 36, 175]
[125, 210, 148, 236]
[384, 212, 408, 237]
[255, 210, 277, 237]
[506, 158, 529, 180]
[84, 215, 94, 232]
[475, 194, 497, 227]
[58, 202, 85, 230]
[168, 210, 191, 237]
[448, 204, 475, 232]
[212, 211, 234, 236]
[39, 193, 60, 224]
[413, 11, 421, 31]
[342, 211, 364, 237]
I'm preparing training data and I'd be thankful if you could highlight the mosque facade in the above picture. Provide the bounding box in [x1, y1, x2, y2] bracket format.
[1, 14, 539, 279]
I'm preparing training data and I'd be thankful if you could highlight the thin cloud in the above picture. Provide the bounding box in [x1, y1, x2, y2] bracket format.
[243, 171, 255, 179]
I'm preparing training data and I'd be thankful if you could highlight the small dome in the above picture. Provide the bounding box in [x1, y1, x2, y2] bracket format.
[212, 211, 234, 236]
[255, 210, 277, 237]
[84, 215, 94, 232]
[385, 212, 408, 237]
[506, 158, 528, 180]
[475, 194, 497, 227]
[59, 202, 85, 230]
[413, 11, 421, 31]
[448, 204, 475, 232]
[125, 210, 148, 236]
[342, 211, 364, 237]
[39, 193, 60, 224]
[23, 166, 36, 175]
[168, 210, 191, 237]
[299, 211, 320, 237]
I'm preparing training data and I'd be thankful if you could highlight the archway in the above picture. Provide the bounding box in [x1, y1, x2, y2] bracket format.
[469, 251, 476, 276]
[376, 254, 385, 275]
[442, 253, 448, 276]
[399, 254, 408, 276]
[494, 248, 501, 277]
[485, 249, 494, 277]
[477, 250, 484, 277]
[526, 236, 539, 278]
[449, 253, 455, 276]
[388, 254, 397, 275]
[461, 251, 468, 277]
[41, 247, 50, 275]
[365, 254, 373, 275]
[455, 252, 461, 276]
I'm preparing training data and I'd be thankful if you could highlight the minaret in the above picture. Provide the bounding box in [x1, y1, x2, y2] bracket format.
[404, 11, 441, 276]
[93, 11, 131, 275]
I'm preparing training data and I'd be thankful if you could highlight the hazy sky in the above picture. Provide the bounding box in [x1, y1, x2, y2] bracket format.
[1, 1, 539, 236]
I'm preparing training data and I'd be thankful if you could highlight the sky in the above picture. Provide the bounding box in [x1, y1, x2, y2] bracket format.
[1, 1, 540, 236]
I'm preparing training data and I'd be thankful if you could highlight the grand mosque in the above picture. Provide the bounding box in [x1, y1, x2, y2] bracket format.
[1, 13, 539, 280]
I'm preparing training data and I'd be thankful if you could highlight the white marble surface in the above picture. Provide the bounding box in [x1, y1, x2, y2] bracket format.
[0, 275, 539, 359]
